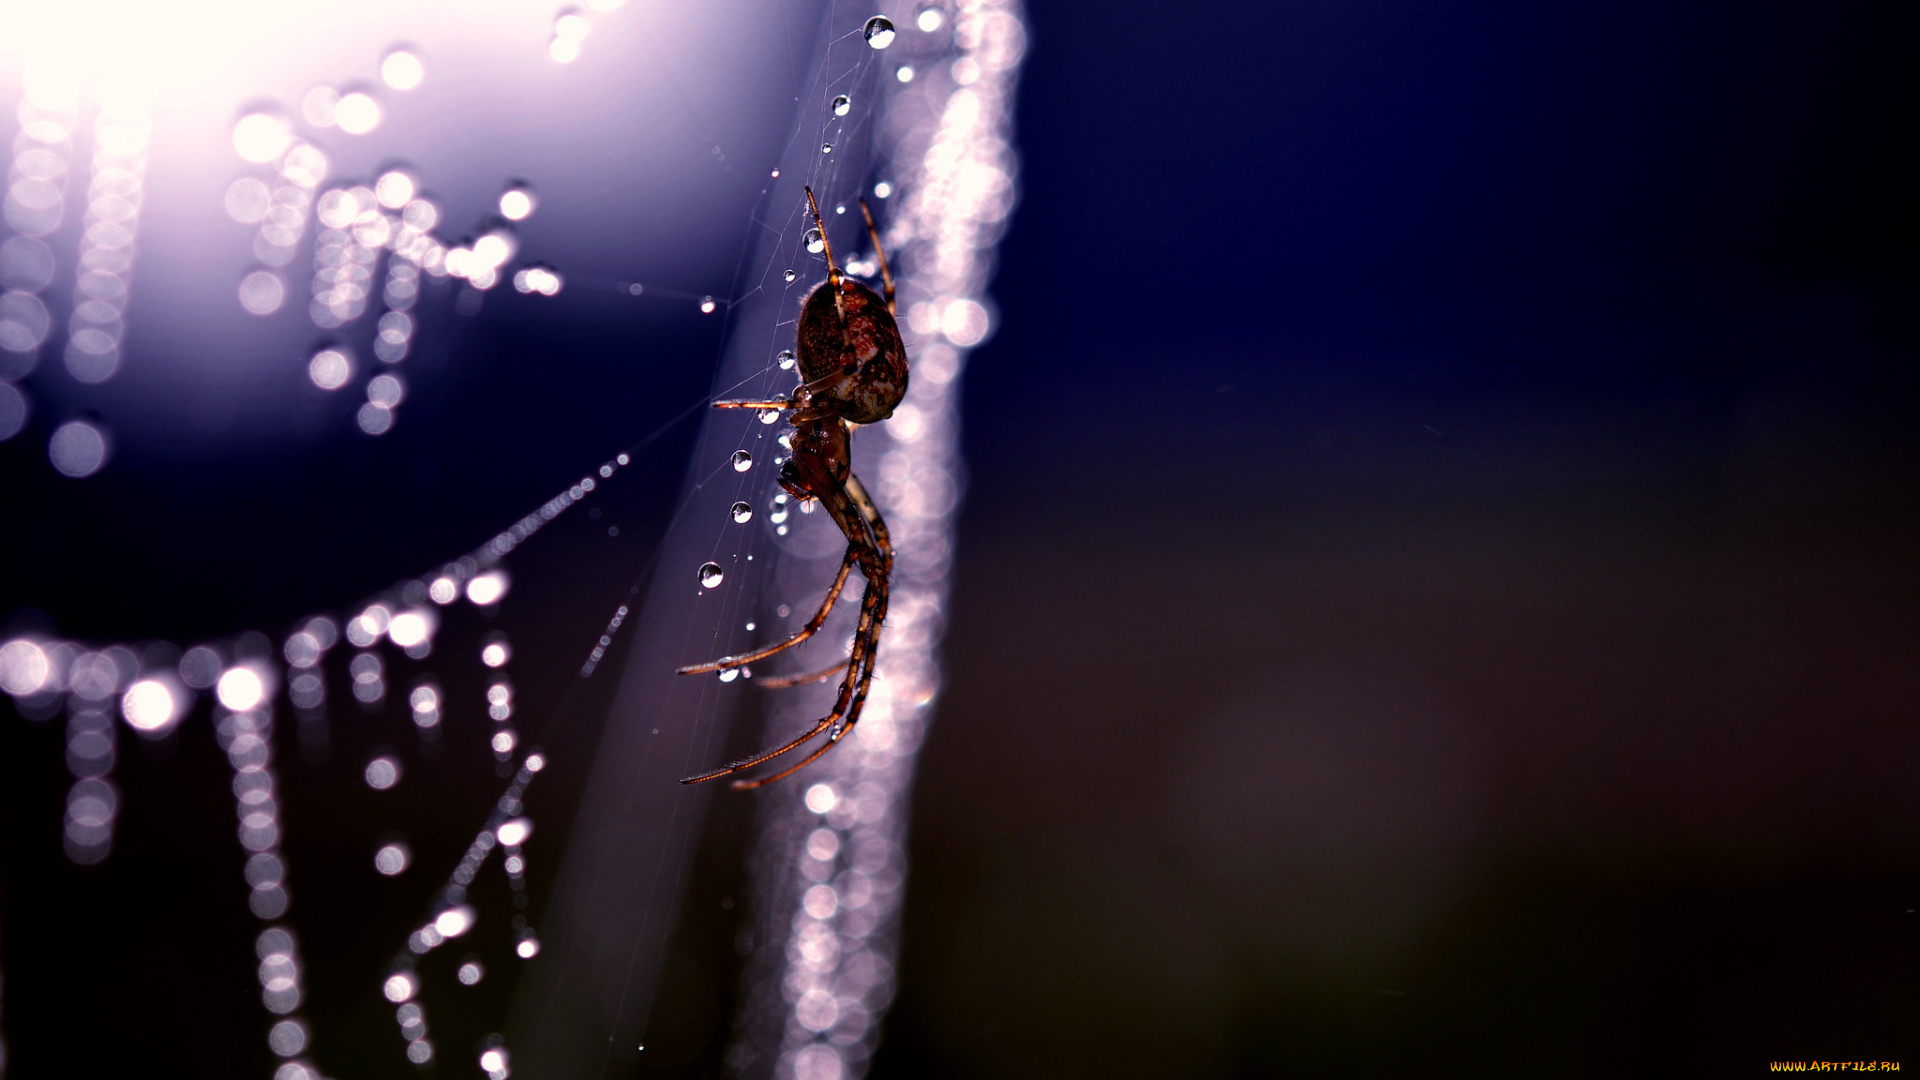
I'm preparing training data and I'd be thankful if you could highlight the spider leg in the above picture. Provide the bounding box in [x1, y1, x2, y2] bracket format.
[675, 546, 858, 675]
[682, 470, 892, 786]
[859, 199, 895, 315]
[755, 659, 850, 689]
[730, 542, 888, 789]
[804, 186, 845, 322]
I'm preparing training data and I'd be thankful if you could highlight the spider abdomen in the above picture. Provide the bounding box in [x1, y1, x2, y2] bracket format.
[797, 277, 908, 425]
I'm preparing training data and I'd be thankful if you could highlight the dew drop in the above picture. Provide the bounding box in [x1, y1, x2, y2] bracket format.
[758, 408, 780, 425]
[731, 501, 753, 523]
[730, 450, 752, 472]
[700, 296, 717, 313]
[718, 668, 739, 683]
[804, 229, 824, 254]
[864, 15, 896, 48]
[821, 143, 833, 155]
[831, 94, 851, 117]
[777, 349, 796, 369]
[697, 563, 724, 589]
[784, 269, 797, 283]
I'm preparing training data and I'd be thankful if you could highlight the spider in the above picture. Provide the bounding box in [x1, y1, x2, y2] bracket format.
[677, 187, 907, 789]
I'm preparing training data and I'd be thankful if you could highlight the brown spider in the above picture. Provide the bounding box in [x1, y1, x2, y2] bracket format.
[677, 187, 907, 789]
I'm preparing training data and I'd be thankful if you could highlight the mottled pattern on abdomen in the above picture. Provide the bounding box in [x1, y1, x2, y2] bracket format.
[797, 278, 910, 425]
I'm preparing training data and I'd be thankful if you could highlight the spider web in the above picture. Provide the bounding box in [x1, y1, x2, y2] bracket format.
[0, 1, 1022, 1077]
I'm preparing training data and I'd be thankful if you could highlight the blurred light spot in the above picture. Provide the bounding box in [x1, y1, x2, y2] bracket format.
[466, 572, 508, 606]
[283, 632, 320, 667]
[365, 755, 401, 790]
[375, 842, 411, 875]
[498, 186, 535, 221]
[917, 6, 944, 31]
[480, 1047, 510, 1079]
[806, 827, 840, 861]
[366, 374, 404, 407]
[873, 180, 892, 198]
[472, 230, 515, 269]
[429, 577, 458, 604]
[334, 92, 381, 135]
[435, 905, 475, 937]
[407, 1040, 434, 1063]
[217, 667, 265, 711]
[357, 402, 393, 434]
[225, 178, 271, 224]
[803, 883, 839, 919]
[0, 380, 25, 441]
[940, 297, 989, 344]
[458, 961, 483, 985]
[178, 646, 221, 689]
[896, 64, 915, 83]
[239, 270, 286, 314]
[482, 642, 509, 668]
[233, 114, 292, 164]
[491, 730, 516, 754]
[804, 784, 837, 814]
[0, 291, 50, 351]
[49, 420, 107, 477]
[388, 610, 432, 648]
[516, 937, 540, 958]
[550, 11, 590, 63]
[382, 49, 426, 91]
[495, 818, 532, 846]
[0, 236, 55, 291]
[699, 295, 716, 313]
[512, 266, 562, 295]
[267, 1019, 307, 1057]
[375, 170, 415, 209]
[122, 679, 176, 733]
[301, 86, 339, 127]
[793, 1044, 844, 1080]
[383, 973, 416, 1002]
[525, 753, 546, 772]
[0, 640, 50, 695]
[308, 348, 350, 389]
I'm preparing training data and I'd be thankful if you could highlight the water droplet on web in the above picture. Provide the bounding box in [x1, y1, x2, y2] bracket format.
[831, 94, 851, 117]
[700, 296, 716, 313]
[864, 15, 896, 48]
[731, 502, 753, 523]
[718, 668, 738, 683]
[804, 229, 824, 254]
[698, 563, 725, 589]
[777, 349, 795, 369]
[821, 143, 833, 155]
[758, 408, 780, 425]
[730, 450, 752, 472]
[784, 269, 797, 283]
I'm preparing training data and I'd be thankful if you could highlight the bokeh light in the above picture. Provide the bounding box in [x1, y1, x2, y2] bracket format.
[121, 679, 177, 733]
[383, 973, 416, 1002]
[466, 571, 508, 606]
[494, 818, 531, 846]
[334, 92, 382, 135]
[48, 419, 108, 477]
[216, 666, 265, 711]
[365, 755, 401, 790]
[308, 348, 350, 390]
[238, 270, 286, 315]
[232, 113, 292, 164]
[381, 49, 425, 91]
[374, 841, 411, 875]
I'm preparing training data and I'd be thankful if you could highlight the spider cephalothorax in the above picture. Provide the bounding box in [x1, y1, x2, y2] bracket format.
[677, 188, 904, 789]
